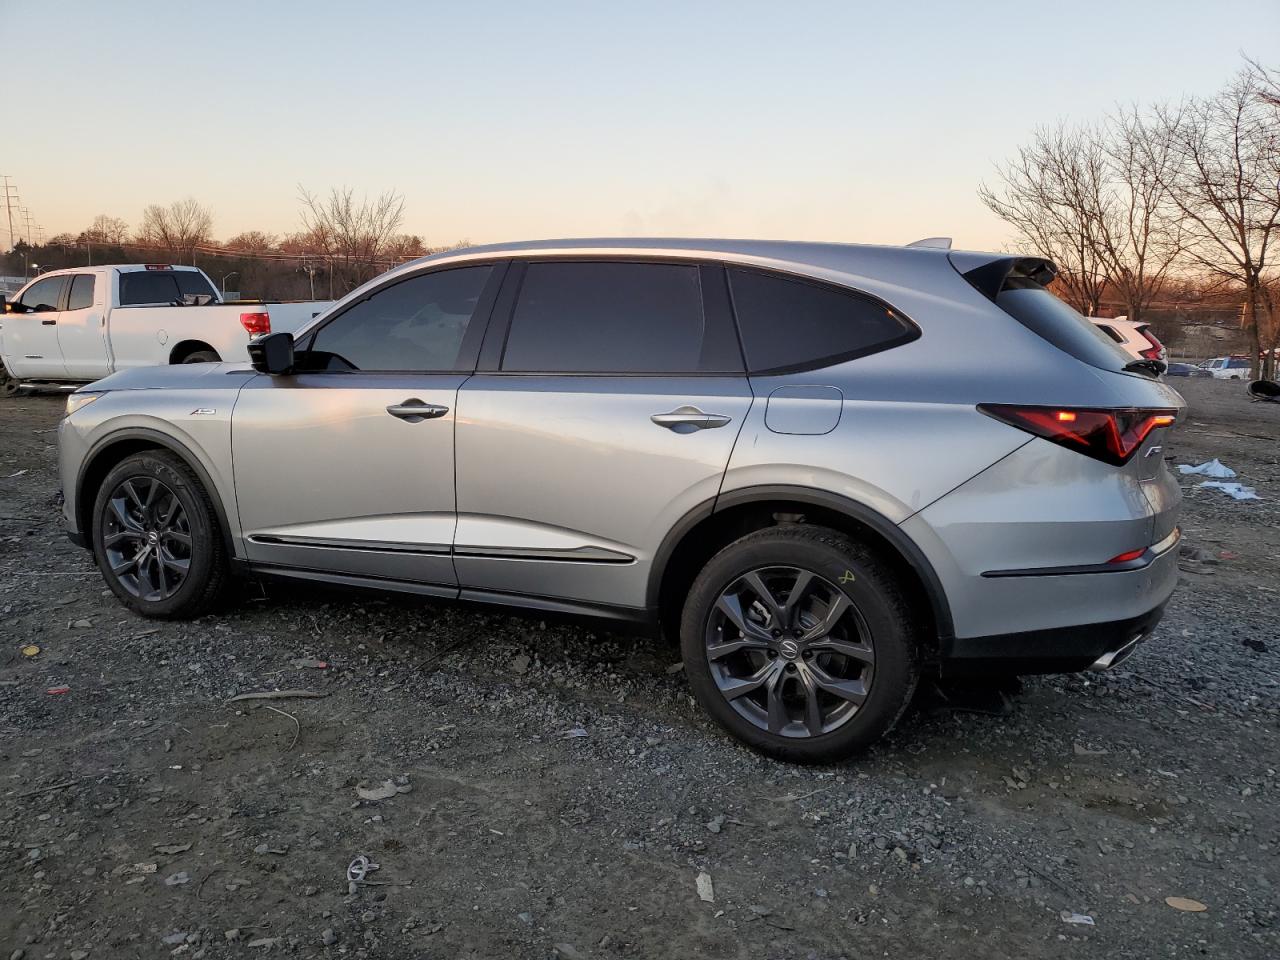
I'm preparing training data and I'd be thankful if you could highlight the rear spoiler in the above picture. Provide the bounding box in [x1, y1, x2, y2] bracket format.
[948, 253, 1057, 302]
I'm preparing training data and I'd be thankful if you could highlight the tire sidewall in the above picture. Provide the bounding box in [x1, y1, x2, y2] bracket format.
[681, 532, 916, 762]
[91, 454, 219, 617]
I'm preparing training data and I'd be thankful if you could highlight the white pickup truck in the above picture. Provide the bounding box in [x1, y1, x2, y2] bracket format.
[0, 264, 330, 394]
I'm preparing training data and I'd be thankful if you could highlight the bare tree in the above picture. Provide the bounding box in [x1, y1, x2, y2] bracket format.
[297, 186, 405, 292]
[1147, 64, 1280, 378]
[979, 124, 1111, 315]
[81, 214, 130, 245]
[1094, 110, 1185, 325]
[224, 230, 279, 253]
[138, 197, 213, 264]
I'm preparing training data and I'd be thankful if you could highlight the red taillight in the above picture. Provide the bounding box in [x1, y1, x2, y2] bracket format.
[1107, 547, 1146, 564]
[239, 311, 271, 336]
[1137, 327, 1164, 360]
[978, 405, 1177, 466]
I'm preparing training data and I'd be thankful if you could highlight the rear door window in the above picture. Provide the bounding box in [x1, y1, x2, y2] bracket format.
[727, 267, 916, 374]
[500, 261, 740, 374]
[119, 271, 182, 305]
[67, 274, 96, 311]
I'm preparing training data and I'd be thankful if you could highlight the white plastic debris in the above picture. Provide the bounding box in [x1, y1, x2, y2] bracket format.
[695, 871, 715, 902]
[1060, 910, 1096, 926]
[1198, 481, 1261, 501]
[1178, 459, 1236, 478]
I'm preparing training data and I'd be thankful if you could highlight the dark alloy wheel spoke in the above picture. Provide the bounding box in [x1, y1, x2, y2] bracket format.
[705, 564, 875, 740]
[101, 475, 192, 602]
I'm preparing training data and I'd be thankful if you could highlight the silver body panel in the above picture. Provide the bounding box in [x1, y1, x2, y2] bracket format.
[58, 237, 1185, 657]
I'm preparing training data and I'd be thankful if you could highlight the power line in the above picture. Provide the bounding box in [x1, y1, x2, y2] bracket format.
[1, 176, 17, 251]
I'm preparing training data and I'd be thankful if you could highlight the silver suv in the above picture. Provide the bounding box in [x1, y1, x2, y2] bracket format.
[58, 239, 1184, 761]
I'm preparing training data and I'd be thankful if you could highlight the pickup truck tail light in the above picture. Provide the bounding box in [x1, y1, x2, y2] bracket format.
[239, 312, 271, 336]
[978, 405, 1177, 466]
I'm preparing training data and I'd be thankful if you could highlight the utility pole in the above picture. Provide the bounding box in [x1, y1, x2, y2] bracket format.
[1, 176, 17, 252]
[21, 208, 34, 248]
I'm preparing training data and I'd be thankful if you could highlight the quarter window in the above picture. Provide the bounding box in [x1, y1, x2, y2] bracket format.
[305, 266, 493, 372]
[727, 268, 916, 374]
[501, 261, 736, 374]
[67, 275, 96, 311]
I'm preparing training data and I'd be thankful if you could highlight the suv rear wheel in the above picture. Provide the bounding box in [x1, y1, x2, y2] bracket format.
[91, 451, 228, 619]
[680, 526, 918, 762]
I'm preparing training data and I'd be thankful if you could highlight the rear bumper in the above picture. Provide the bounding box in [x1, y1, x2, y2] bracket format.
[939, 600, 1167, 675]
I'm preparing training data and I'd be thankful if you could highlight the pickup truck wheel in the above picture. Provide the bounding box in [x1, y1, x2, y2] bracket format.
[91, 451, 228, 619]
[0, 362, 20, 397]
[181, 350, 220, 364]
[680, 526, 919, 763]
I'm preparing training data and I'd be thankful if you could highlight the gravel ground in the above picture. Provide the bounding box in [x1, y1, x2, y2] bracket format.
[1, 377, 1277, 959]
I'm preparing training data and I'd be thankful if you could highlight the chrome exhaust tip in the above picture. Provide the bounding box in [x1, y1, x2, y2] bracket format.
[1088, 634, 1144, 672]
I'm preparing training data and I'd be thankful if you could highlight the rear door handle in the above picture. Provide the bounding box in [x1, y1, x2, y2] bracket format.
[651, 405, 733, 430]
[386, 398, 449, 422]
[41, 319, 57, 326]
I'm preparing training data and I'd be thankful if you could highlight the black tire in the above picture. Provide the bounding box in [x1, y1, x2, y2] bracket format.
[181, 350, 220, 364]
[680, 525, 918, 763]
[91, 451, 228, 619]
[0, 361, 20, 398]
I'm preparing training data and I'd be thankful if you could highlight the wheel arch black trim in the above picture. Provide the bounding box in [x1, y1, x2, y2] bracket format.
[76, 428, 237, 561]
[648, 485, 955, 643]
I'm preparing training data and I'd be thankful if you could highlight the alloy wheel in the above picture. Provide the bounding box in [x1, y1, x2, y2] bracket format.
[101, 477, 193, 602]
[705, 565, 875, 738]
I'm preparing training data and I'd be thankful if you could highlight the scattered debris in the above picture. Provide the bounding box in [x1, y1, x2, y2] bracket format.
[289, 658, 328, 669]
[1073, 743, 1108, 756]
[20, 644, 39, 658]
[253, 843, 289, 856]
[510, 653, 531, 674]
[1178, 459, 1236, 478]
[705, 814, 726, 834]
[356, 779, 411, 801]
[562, 727, 589, 739]
[225, 689, 327, 703]
[1060, 911, 1095, 926]
[46, 686, 70, 695]
[695, 871, 715, 903]
[163, 871, 191, 886]
[154, 842, 192, 855]
[1198, 481, 1261, 501]
[1165, 896, 1208, 913]
[1242, 638, 1268, 654]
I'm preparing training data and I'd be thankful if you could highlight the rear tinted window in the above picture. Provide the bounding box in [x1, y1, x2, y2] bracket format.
[502, 262, 738, 374]
[67, 275, 95, 311]
[996, 284, 1132, 372]
[728, 268, 916, 374]
[119, 270, 216, 305]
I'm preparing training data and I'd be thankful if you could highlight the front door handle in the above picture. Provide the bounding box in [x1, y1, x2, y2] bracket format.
[386, 398, 449, 423]
[651, 405, 733, 431]
[41, 319, 57, 326]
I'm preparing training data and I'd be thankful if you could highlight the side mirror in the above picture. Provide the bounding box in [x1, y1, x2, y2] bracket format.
[247, 331, 295, 375]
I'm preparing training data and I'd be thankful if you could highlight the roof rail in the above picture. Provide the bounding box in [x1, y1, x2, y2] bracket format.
[905, 237, 952, 250]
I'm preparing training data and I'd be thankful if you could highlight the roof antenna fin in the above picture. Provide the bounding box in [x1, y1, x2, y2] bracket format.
[905, 237, 952, 249]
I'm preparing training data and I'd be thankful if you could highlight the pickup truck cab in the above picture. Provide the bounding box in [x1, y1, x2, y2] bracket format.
[0, 264, 328, 392]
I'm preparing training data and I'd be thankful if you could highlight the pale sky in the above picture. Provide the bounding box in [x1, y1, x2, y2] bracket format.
[7, 0, 1277, 250]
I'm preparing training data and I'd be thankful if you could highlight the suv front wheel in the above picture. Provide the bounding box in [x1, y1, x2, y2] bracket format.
[680, 526, 918, 762]
[91, 451, 228, 619]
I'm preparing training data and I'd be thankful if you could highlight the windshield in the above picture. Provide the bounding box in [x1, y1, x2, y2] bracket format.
[995, 283, 1133, 373]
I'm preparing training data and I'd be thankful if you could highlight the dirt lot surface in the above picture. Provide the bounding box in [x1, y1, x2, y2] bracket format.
[1, 378, 1277, 959]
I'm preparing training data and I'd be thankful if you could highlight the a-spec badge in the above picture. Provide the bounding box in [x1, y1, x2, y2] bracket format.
[191, 408, 216, 416]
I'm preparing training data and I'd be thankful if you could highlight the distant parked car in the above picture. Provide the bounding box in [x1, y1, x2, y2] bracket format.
[1089, 316, 1166, 371]
[1165, 362, 1212, 379]
[1200, 356, 1253, 380]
